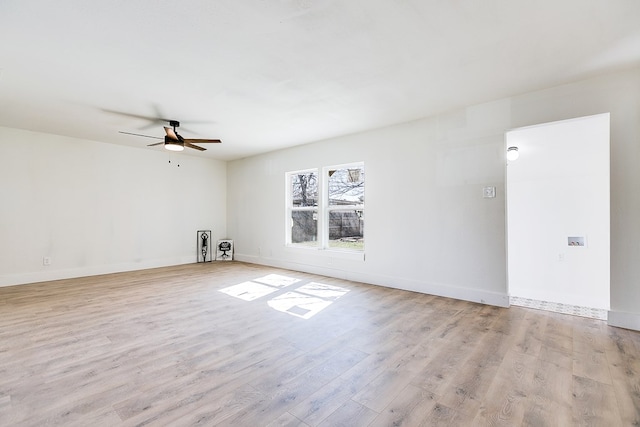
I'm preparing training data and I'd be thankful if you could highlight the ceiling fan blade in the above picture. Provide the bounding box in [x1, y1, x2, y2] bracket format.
[103, 109, 170, 124]
[184, 142, 206, 151]
[183, 138, 222, 144]
[119, 131, 163, 140]
[147, 142, 164, 147]
[164, 126, 179, 140]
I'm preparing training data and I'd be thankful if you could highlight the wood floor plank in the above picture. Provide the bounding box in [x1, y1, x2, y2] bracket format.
[351, 343, 433, 413]
[113, 338, 304, 423]
[1, 262, 638, 425]
[144, 383, 267, 427]
[248, 342, 367, 397]
[316, 399, 378, 427]
[351, 365, 419, 412]
[525, 357, 573, 422]
[469, 347, 537, 426]
[542, 312, 574, 355]
[289, 376, 362, 426]
[420, 402, 476, 426]
[538, 343, 573, 371]
[367, 383, 437, 426]
[409, 311, 488, 396]
[288, 334, 416, 426]
[572, 338, 612, 385]
[572, 375, 623, 425]
[512, 310, 548, 357]
[265, 412, 310, 427]
[434, 330, 511, 416]
[604, 327, 640, 425]
[520, 395, 572, 427]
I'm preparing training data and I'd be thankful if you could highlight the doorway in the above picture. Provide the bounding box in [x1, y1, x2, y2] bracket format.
[506, 113, 610, 316]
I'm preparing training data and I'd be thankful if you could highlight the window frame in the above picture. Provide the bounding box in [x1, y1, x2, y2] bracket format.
[286, 162, 364, 254]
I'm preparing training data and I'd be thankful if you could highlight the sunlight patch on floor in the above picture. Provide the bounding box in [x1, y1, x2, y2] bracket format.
[219, 276, 350, 319]
[219, 281, 279, 301]
[268, 292, 333, 319]
[296, 282, 350, 300]
[253, 274, 301, 288]
[268, 283, 350, 319]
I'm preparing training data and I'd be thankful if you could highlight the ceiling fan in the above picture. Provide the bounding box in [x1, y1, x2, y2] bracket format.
[120, 120, 221, 151]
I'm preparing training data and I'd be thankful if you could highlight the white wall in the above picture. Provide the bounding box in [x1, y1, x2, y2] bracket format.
[506, 114, 610, 309]
[228, 101, 510, 306]
[227, 67, 640, 329]
[0, 127, 227, 286]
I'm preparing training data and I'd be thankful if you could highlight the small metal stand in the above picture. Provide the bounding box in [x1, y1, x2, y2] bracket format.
[197, 230, 212, 262]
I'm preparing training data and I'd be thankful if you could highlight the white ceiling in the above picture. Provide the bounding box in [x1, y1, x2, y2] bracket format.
[1, 1, 639, 160]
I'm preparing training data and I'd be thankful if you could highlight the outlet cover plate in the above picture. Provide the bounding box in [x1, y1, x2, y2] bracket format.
[483, 186, 496, 198]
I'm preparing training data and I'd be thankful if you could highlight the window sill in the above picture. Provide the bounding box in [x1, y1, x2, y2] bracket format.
[284, 244, 365, 261]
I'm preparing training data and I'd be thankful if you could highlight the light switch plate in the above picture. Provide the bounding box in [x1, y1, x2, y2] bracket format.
[483, 186, 496, 198]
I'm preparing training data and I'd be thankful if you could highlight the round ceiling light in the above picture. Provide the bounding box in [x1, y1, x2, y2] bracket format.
[165, 141, 184, 152]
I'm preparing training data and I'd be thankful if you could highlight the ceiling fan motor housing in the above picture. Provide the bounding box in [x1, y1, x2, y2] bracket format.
[122, 119, 220, 151]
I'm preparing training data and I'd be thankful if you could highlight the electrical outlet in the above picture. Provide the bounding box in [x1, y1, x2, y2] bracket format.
[482, 186, 496, 198]
[43, 257, 51, 266]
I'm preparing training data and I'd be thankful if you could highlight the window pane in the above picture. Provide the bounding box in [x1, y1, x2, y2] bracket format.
[291, 172, 318, 207]
[328, 210, 364, 251]
[291, 210, 318, 246]
[328, 166, 364, 206]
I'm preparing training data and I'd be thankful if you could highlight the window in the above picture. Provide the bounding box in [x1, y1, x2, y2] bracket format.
[288, 170, 318, 246]
[287, 163, 364, 251]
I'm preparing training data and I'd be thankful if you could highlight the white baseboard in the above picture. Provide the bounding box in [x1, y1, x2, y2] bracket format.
[0, 256, 195, 288]
[3, 253, 511, 310]
[608, 310, 640, 332]
[235, 254, 509, 308]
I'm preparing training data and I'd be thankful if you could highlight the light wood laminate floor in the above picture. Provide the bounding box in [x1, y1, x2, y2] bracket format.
[1, 262, 639, 426]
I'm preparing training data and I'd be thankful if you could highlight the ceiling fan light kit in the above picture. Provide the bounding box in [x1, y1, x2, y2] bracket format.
[120, 119, 221, 152]
[164, 138, 184, 151]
